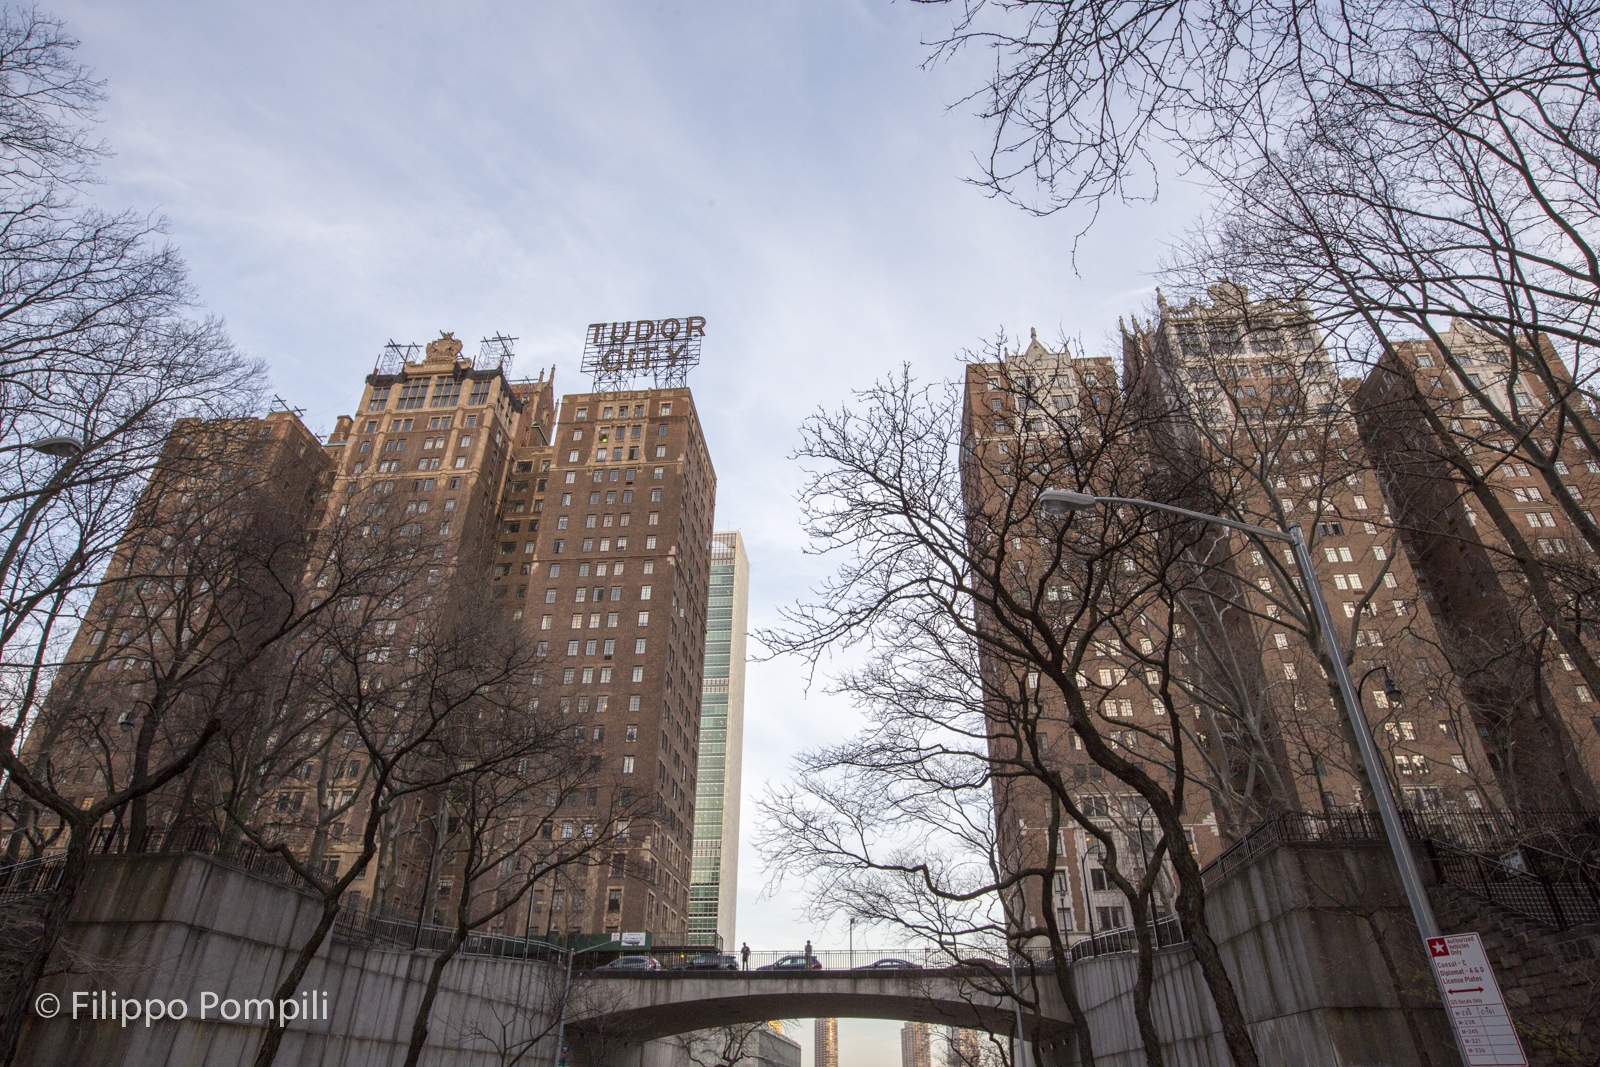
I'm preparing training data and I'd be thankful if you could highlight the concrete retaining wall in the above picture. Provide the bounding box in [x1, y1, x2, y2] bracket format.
[1068, 841, 1458, 1067]
[16, 851, 579, 1066]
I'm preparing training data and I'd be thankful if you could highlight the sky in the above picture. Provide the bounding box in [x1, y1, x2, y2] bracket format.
[50, 3, 1204, 1064]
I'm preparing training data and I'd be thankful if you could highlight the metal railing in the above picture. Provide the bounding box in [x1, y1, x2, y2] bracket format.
[1425, 838, 1600, 931]
[0, 826, 316, 900]
[1200, 808, 1598, 886]
[1068, 914, 1187, 962]
[331, 899, 576, 960]
[0, 853, 65, 905]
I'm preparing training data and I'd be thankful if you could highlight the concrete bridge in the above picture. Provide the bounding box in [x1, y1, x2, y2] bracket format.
[575, 968, 1074, 1059]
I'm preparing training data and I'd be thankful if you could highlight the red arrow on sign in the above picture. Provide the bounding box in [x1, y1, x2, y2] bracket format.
[1446, 988, 1484, 994]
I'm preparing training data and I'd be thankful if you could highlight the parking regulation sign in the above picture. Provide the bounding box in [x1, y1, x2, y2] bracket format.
[1426, 933, 1526, 1065]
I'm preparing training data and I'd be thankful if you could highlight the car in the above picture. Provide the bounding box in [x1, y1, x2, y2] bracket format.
[596, 955, 661, 971]
[957, 957, 1003, 970]
[854, 957, 922, 970]
[674, 953, 740, 971]
[758, 954, 824, 970]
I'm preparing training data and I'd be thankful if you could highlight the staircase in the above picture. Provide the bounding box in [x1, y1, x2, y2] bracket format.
[1425, 841, 1600, 1064]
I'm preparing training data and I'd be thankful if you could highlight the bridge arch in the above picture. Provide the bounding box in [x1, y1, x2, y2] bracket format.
[571, 971, 1073, 1050]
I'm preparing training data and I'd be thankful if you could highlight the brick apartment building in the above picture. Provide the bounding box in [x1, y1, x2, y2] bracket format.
[1352, 321, 1600, 810]
[966, 285, 1543, 941]
[9, 331, 717, 948]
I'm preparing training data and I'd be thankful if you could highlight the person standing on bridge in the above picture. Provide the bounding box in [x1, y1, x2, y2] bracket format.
[804, 940, 813, 967]
[741, 943, 750, 970]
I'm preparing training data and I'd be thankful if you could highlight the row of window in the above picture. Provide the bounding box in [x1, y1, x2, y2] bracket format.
[550, 535, 658, 553]
[556, 467, 666, 486]
[532, 638, 649, 660]
[567, 445, 669, 462]
[548, 560, 654, 579]
[541, 611, 653, 629]
[367, 379, 492, 412]
[572, 402, 671, 421]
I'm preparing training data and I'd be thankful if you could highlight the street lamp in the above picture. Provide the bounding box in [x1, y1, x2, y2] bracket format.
[1037, 490, 1446, 955]
[0, 435, 84, 458]
[550, 942, 622, 1067]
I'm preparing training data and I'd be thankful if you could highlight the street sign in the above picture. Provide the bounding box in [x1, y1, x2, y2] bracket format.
[619, 931, 647, 947]
[1426, 933, 1527, 1066]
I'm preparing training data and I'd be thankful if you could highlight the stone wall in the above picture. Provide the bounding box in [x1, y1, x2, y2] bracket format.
[16, 851, 586, 1067]
[1431, 884, 1599, 1064]
[1067, 841, 1459, 1067]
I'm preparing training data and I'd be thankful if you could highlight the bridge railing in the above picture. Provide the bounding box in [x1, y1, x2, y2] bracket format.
[737, 948, 951, 970]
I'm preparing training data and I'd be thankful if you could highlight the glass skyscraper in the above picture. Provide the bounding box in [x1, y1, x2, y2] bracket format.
[688, 531, 748, 947]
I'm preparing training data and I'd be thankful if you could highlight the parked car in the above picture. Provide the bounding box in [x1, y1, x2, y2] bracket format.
[957, 957, 1002, 970]
[673, 953, 740, 971]
[596, 955, 661, 971]
[854, 957, 922, 970]
[758, 954, 824, 970]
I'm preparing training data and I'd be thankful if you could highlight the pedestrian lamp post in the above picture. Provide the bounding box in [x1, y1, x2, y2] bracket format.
[1036, 490, 1447, 952]
[550, 942, 616, 1067]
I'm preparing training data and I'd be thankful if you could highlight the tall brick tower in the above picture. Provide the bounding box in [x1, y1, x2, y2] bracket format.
[501, 385, 716, 945]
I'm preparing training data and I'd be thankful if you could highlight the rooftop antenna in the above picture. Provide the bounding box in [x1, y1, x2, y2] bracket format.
[376, 340, 421, 374]
[478, 333, 517, 374]
[270, 394, 305, 417]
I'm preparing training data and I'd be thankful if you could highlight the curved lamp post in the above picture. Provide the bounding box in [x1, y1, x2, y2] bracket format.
[0, 436, 84, 458]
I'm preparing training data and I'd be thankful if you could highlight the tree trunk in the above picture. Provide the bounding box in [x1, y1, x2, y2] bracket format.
[250, 896, 343, 1067]
[1163, 824, 1258, 1067]
[402, 930, 468, 1067]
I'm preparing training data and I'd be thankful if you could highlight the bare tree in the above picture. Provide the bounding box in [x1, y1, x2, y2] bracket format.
[398, 717, 645, 1067]
[676, 1022, 798, 1067]
[920, 1, 1600, 772]
[760, 355, 1277, 1067]
[229, 555, 561, 1067]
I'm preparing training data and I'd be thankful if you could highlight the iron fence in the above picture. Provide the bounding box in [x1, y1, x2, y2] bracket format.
[0, 853, 64, 905]
[1068, 914, 1187, 962]
[1200, 808, 1597, 886]
[1425, 838, 1600, 930]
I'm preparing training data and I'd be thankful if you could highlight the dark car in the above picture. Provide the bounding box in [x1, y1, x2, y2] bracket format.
[758, 954, 824, 970]
[674, 953, 740, 971]
[957, 957, 1003, 970]
[596, 955, 661, 971]
[854, 957, 922, 970]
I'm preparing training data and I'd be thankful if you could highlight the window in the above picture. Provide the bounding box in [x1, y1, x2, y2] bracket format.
[430, 380, 461, 407]
[637, 611, 650, 626]
[635, 638, 647, 653]
[622, 756, 635, 774]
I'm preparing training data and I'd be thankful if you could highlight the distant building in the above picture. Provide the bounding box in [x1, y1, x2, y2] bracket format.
[743, 1026, 801, 1067]
[689, 531, 749, 948]
[901, 1022, 931, 1067]
[815, 1018, 839, 1067]
[942, 1028, 985, 1067]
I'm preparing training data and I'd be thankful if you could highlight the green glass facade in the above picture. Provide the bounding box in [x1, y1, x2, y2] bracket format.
[688, 531, 747, 948]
